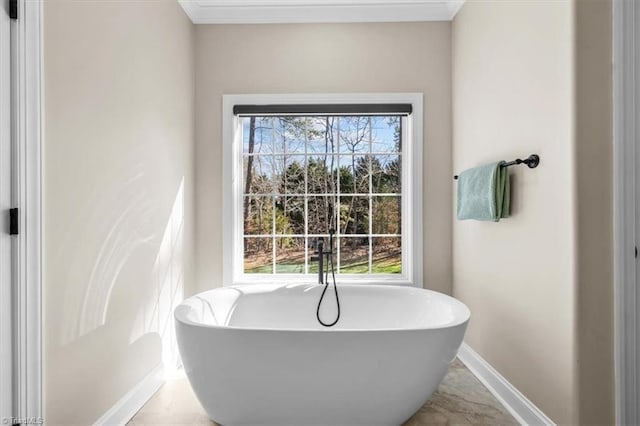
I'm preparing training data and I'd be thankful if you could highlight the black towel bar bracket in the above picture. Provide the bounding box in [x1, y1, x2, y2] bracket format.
[454, 154, 540, 180]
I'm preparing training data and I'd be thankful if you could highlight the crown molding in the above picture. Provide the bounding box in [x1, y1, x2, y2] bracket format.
[178, 0, 465, 24]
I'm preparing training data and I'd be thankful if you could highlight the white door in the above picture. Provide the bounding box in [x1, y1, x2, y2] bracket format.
[0, 0, 13, 420]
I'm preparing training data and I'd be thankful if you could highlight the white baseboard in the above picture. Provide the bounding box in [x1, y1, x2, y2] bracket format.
[457, 343, 555, 426]
[93, 364, 164, 426]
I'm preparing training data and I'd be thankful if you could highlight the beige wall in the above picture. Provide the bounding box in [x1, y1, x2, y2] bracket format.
[453, 0, 613, 424]
[43, 1, 195, 424]
[195, 23, 452, 293]
[452, 0, 575, 422]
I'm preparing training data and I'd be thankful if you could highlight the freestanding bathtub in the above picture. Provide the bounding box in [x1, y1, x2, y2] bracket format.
[175, 284, 470, 426]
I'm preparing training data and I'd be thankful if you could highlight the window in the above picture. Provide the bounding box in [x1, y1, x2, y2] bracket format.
[223, 94, 423, 286]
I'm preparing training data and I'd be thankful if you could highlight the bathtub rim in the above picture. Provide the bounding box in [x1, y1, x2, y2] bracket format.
[174, 283, 471, 333]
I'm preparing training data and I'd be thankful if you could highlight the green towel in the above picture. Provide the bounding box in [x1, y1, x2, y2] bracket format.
[456, 161, 510, 222]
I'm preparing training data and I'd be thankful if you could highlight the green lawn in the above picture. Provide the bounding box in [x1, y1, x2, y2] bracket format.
[245, 251, 401, 274]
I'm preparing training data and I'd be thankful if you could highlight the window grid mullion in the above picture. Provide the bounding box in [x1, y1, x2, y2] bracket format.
[244, 151, 402, 156]
[368, 116, 373, 274]
[245, 193, 400, 197]
[304, 118, 309, 275]
[336, 116, 341, 273]
[271, 119, 276, 274]
[246, 234, 401, 238]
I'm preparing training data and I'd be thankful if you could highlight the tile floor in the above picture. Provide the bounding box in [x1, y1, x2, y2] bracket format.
[128, 359, 518, 426]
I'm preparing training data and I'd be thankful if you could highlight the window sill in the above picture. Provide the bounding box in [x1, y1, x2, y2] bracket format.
[229, 274, 420, 288]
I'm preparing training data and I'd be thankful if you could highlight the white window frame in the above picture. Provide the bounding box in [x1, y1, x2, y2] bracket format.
[222, 93, 423, 287]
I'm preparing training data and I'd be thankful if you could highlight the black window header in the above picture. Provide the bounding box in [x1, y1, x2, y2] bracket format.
[233, 103, 412, 117]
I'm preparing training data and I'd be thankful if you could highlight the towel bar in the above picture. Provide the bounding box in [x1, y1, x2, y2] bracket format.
[454, 154, 540, 180]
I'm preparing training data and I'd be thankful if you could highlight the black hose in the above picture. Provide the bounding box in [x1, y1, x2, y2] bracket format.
[316, 232, 340, 327]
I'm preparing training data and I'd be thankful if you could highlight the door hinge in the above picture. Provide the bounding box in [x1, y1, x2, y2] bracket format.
[9, 208, 19, 235]
[9, 0, 17, 19]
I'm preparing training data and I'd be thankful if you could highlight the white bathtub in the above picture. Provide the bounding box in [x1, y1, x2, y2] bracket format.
[174, 283, 470, 426]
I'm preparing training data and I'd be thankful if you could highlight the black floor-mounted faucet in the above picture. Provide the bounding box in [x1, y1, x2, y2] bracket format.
[311, 230, 335, 284]
[316, 239, 325, 284]
[311, 239, 327, 284]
